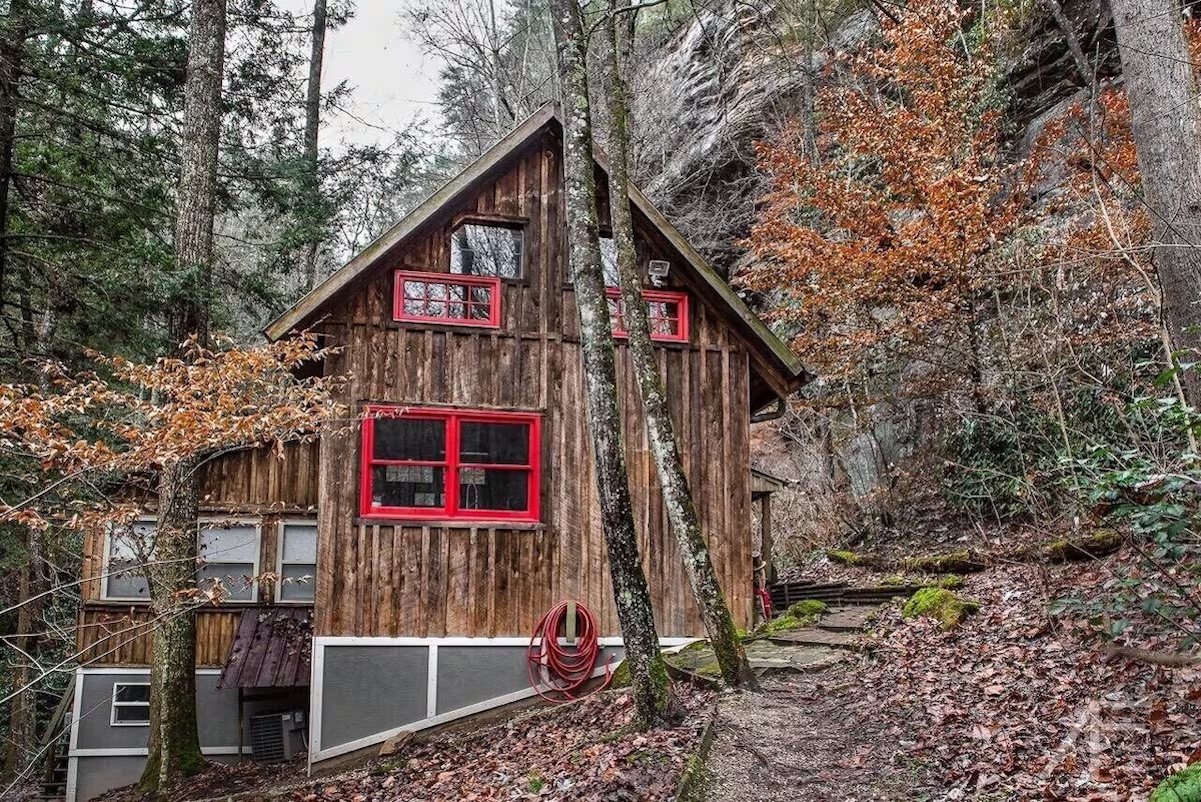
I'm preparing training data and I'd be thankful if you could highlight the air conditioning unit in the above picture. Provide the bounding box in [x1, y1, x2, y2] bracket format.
[249, 709, 306, 763]
[648, 260, 671, 286]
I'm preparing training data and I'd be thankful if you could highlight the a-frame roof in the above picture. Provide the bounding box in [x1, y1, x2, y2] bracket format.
[265, 103, 807, 401]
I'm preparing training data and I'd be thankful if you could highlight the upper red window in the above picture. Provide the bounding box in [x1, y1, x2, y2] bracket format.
[360, 407, 541, 522]
[606, 289, 689, 343]
[393, 270, 501, 328]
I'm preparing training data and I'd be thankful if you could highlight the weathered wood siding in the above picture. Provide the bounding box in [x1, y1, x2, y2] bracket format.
[77, 440, 320, 665]
[314, 130, 753, 637]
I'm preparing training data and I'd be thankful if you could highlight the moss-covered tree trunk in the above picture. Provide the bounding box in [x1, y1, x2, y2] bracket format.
[597, 0, 757, 690]
[548, 0, 671, 728]
[140, 0, 226, 791]
[140, 458, 205, 792]
[1109, 0, 1201, 404]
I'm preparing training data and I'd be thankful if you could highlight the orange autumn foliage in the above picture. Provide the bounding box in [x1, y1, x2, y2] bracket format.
[743, 0, 1022, 379]
[0, 334, 343, 532]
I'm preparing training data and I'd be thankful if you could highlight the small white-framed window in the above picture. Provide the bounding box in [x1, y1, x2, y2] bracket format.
[197, 519, 261, 602]
[102, 520, 156, 601]
[276, 520, 317, 603]
[110, 682, 150, 726]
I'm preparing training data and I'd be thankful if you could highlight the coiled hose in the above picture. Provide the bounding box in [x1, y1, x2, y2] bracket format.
[527, 600, 613, 703]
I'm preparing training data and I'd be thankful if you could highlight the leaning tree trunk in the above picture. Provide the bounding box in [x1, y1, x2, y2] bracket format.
[140, 0, 226, 791]
[598, 0, 756, 690]
[548, 0, 670, 727]
[3, 526, 45, 779]
[0, 0, 31, 310]
[1109, 0, 1201, 403]
[301, 0, 327, 289]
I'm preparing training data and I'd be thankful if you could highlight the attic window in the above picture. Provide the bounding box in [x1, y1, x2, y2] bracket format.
[607, 289, 689, 343]
[451, 223, 523, 279]
[394, 270, 501, 328]
[599, 237, 620, 286]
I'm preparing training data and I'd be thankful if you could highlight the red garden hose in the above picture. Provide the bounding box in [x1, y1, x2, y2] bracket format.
[527, 600, 614, 703]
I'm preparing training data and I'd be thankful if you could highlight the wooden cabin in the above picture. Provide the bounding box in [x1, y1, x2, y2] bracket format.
[66, 103, 804, 801]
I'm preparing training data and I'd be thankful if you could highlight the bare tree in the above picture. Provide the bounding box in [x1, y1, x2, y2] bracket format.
[302, 0, 328, 289]
[548, 0, 671, 727]
[1109, 0, 1201, 402]
[598, 0, 757, 689]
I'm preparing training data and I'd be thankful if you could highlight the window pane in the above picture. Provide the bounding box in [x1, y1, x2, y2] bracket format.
[459, 421, 530, 465]
[281, 523, 317, 563]
[373, 417, 445, 462]
[106, 560, 149, 599]
[599, 237, 620, 286]
[115, 684, 150, 704]
[371, 465, 445, 509]
[279, 564, 316, 602]
[198, 524, 258, 564]
[451, 224, 522, 278]
[113, 705, 150, 723]
[197, 563, 255, 601]
[460, 468, 529, 511]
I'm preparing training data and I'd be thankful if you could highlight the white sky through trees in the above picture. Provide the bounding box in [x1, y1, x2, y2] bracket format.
[278, 0, 442, 146]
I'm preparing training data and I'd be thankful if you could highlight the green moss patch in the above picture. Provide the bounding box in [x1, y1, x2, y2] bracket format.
[901, 550, 987, 574]
[902, 587, 981, 629]
[1041, 529, 1122, 562]
[1151, 764, 1201, 802]
[826, 549, 863, 566]
[786, 599, 827, 618]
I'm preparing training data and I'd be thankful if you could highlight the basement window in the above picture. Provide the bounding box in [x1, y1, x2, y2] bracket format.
[451, 223, 524, 279]
[196, 521, 260, 602]
[110, 683, 150, 726]
[394, 270, 501, 328]
[360, 407, 541, 522]
[606, 289, 689, 343]
[102, 520, 156, 601]
[276, 520, 317, 603]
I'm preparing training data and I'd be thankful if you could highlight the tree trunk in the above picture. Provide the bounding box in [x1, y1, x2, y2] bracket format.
[548, 0, 671, 728]
[598, 0, 757, 689]
[302, 0, 327, 289]
[139, 459, 205, 793]
[1109, 0, 1201, 403]
[141, 0, 226, 790]
[168, 0, 226, 349]
[3, 526, 45, 779]
[0, 0, 31, 307]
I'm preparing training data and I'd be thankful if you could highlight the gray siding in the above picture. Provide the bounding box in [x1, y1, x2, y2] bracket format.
[319, 646, 428, 750]
[436, 645, 532, 714]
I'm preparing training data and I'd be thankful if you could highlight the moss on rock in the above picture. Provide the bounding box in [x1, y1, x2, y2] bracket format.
[1041, 529, 1122, 562]
[902, 587, 981, 629]
[826, 549, 863, 566]
[786, 599, 827, 619]
[1150, 764, 1201, 802]
[901, 550, 987, 574]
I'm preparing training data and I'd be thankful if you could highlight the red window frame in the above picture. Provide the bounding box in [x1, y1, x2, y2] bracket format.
[393, 269, 501, 328]
[606, 289, 689, 343]
[359, 406, 541, 523]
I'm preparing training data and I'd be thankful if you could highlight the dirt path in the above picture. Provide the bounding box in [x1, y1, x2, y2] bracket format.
[703, 668, 927, 801]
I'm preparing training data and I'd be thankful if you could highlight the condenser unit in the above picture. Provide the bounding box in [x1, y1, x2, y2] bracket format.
[249, 709, 306, 762]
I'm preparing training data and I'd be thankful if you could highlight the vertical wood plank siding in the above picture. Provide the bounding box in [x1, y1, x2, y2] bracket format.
[315, 132, 753, 637]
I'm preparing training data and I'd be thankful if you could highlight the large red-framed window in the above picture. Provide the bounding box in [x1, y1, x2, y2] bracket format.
[393, 270, 501, 328]
[360, 406, 541, 522]
[606, 289, 689, 343]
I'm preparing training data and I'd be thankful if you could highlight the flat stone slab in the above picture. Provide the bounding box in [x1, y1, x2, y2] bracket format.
[816, 606, 877, 632]
[667, 640, 848, 678]
[767, 628, 857, 649]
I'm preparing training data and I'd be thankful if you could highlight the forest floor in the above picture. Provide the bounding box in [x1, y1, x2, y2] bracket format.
[700, 546, 1201, 802]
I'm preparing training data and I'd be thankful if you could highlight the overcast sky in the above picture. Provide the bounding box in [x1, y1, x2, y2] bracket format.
[277, 0, 443, 147]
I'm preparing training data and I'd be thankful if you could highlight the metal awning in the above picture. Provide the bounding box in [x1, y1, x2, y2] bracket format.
[217, 606, 313, 690]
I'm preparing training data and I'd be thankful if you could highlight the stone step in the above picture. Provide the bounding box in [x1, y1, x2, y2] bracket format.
[815, 606, 877, 632]
[766, 628, 857, 650]
[743, 642, 848, 674]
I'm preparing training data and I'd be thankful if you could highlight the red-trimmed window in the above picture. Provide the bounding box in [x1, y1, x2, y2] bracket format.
[393, 270, 501, 328]
[606, 289, 689, 343]
[360, 407, 541, 522]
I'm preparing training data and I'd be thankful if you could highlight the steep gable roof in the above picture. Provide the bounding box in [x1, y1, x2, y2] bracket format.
[265, 103, 807, 399]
